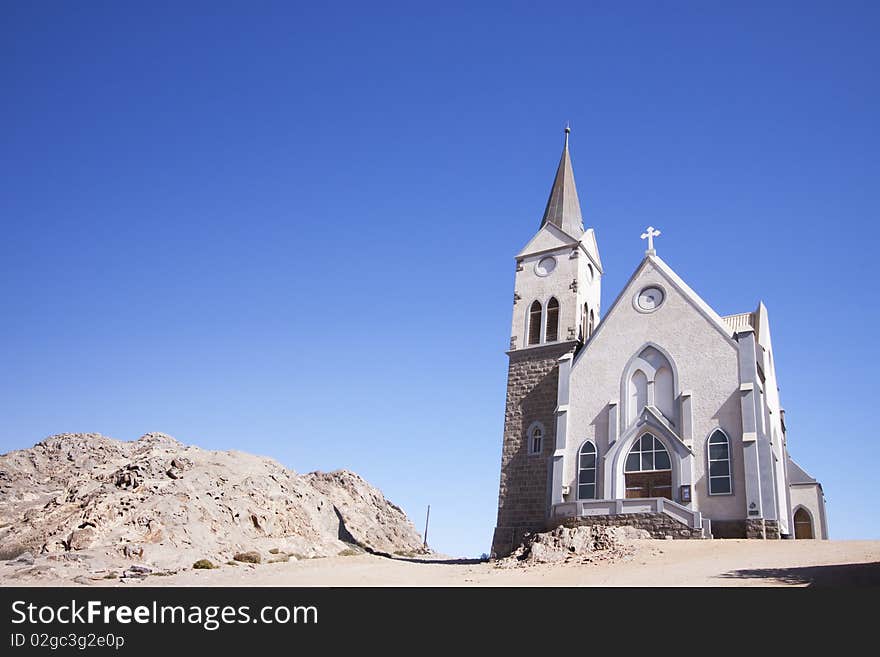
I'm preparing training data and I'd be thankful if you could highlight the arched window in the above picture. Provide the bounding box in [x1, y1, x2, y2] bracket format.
[527, 423, 544, 455]
[545, 297, 559, 342]
[581, 303, 589, 341]
[628, 370, 648, 424]
[528, 301, 542, 345]
[621, 345, 679, 429]
[655, 366, 674, 420]
[707, 430, 732, 495]
[625, 434, 671, 472]
[577, 441, 597, 500]
[588, 309, 595, 337]
[624, 434, 672, 500]
[793, 508, 814, 539]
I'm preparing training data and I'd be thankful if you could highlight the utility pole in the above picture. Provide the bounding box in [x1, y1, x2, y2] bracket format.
[423, 504, 430, 548]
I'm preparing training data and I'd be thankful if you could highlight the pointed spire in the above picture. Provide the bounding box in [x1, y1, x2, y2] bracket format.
[540, 125, 585, 237]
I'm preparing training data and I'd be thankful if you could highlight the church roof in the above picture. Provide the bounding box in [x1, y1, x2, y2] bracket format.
[540, 128, 585, 238]
[647, 255, 735, 342]
[787, 457, 818, 485]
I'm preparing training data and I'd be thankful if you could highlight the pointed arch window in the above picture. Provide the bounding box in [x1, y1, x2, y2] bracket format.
[588, 309, 595, 338]
[527, 423, 544, 456]
[625, 434, 671, 472]
[577, 441, 597, 500]
[621, 345, 679, 428]
[545, 297, 559, 342]
[624, 434, 672, 500]
[528, 301, 542, 345]
[707, 430, 732, 495]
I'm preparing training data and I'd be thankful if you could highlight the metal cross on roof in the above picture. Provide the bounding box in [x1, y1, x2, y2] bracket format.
[641, 226, 661, 254]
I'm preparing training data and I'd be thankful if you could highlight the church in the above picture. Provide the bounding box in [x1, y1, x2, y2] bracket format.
[491, 129, 828, 557]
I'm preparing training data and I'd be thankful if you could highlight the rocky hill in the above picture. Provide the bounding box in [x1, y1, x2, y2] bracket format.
[0, 432, 426, 582]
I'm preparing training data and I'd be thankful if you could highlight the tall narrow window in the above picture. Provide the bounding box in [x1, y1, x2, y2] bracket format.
[708, 430, 732, 495]
[528, 301, 542, 345]
[581, 303, 589, 341]
[628, 370, 648, 424]
[528, 424, 543, 455]
[655, 366, 674, 420]
[545, 297, 559, 342]
[577, 441, 597, 500]
[588, 309, 595, 337]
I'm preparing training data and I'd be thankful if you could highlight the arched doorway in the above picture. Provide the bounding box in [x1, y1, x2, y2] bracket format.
[793, 508, 814, 539]
[624, 434, 672, 500]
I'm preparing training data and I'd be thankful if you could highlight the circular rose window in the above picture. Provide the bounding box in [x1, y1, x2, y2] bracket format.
[535, 256, 557, 277]
[636, 286, 664, 311]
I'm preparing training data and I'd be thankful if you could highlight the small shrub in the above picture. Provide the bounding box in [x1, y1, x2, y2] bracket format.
[192, 559, 216, 570]
[393, 549, 423, 558]
[338, 548, 361, 557]
[103, 571, 119, 579]
[268, 548, 280, 554]
[233, 551, 261, 564]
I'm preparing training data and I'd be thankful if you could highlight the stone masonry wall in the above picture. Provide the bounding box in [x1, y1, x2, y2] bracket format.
[492, 342, 574, 557]
[745, 518, 766, 539]
[552, 513, 705, 539]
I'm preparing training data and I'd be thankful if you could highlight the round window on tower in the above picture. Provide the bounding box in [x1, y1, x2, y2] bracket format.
[535, 256, 557, 277]
[634, 286, 665, 313]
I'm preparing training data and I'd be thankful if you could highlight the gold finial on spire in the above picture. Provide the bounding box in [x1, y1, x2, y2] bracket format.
[564, 122, 571, 146]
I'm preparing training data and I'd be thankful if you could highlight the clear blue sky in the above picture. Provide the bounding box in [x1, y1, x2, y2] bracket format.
[1, 2, 877, 556]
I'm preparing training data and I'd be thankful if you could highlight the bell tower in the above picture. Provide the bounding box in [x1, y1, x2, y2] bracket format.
[491, 128, 603, 558]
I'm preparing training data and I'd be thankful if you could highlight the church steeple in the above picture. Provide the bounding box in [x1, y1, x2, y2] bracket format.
[540, 126, 585, 237]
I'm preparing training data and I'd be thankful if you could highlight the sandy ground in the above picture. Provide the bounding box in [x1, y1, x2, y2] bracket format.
[9, 539, 876, 587]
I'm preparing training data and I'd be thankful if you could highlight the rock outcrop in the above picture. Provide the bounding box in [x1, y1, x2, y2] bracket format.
[497, 525, 649, 567]
[0, 432, 425, 580]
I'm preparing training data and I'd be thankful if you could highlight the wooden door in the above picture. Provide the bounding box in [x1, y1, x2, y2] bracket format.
[794, 508, 814, 539]
[649, 473, 672, 500]
[625, 472, 672, 500]
[625, 472, 649, 498]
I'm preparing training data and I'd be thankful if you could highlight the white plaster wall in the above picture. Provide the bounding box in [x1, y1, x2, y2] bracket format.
[576, 247, 602, 337]
[754, 305, 792, 534]
[563, 258, 747, 521]
[789, 484, 828, 539]
[510, 226, 599, 351]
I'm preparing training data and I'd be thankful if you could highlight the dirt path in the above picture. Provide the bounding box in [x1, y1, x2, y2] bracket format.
[55, 539, 880, 587]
